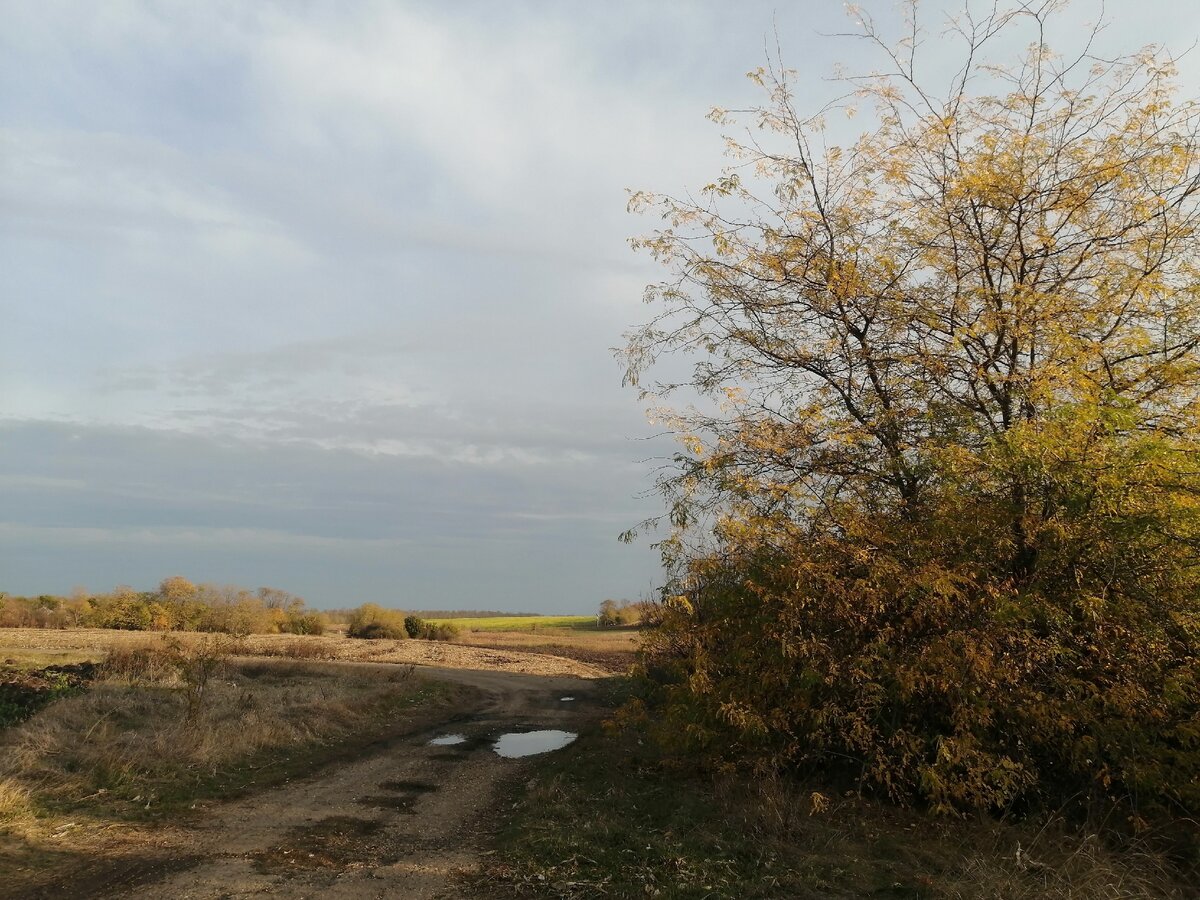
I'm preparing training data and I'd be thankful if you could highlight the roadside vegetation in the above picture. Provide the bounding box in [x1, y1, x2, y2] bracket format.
[514, 2, 1200, 894]
[0, 637, 468, 889]
[486, 685, 1192, 899]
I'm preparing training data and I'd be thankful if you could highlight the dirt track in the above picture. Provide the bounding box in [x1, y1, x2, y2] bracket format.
[32, 665, 600, 899]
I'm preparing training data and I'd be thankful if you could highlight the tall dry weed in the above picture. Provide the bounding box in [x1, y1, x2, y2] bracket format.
[0, 657, 431, 823]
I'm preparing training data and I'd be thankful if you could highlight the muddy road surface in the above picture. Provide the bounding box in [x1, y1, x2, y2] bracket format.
[36, 665, 600, 899]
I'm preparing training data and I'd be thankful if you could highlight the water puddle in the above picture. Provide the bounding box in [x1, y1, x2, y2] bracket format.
[427, 733, 467, 746]
[559, 696, 575, 702]
[492, 729, 577, 758]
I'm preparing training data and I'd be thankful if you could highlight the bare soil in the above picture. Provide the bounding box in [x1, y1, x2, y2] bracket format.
[11, 665, 601, 899]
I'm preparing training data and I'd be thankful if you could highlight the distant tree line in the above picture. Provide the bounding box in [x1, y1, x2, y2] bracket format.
[0, 582, 473, 644]
[0, 577, 324, 636]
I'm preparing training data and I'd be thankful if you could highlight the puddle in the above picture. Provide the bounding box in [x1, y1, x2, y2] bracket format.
[428, 733, 467, 746]
[559, 696, 575, 702]
[492, 729, 577, 758]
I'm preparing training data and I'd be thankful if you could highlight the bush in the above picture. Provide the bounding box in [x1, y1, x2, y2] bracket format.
[100, 636, 232, 722]
[281, 611, 326, 636]
[347, 604, 407, 640]
[598, 599, 639, 627]
[640, 420, 1200, 829]
[424, 621, 459, 642]
[396, 614, 459, 641]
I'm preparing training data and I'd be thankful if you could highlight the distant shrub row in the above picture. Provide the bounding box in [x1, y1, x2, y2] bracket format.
[0, 578, 325, 637]
[346, 605, 460, 642]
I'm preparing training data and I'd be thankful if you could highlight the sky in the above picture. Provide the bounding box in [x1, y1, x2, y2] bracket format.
[2, 1, 1198, 612]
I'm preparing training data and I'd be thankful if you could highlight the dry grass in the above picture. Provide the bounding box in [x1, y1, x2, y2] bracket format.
[0, 644, 448, 832]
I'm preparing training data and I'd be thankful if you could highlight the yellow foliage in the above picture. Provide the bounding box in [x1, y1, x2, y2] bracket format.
[625, 1, 1200, 840]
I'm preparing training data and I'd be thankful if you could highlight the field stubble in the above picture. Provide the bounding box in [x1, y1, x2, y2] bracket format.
[451, 625, 639, 673]
[0, 626, 613, 678]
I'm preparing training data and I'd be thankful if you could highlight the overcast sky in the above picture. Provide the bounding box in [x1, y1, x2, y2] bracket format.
[2, 2, 1197, 611]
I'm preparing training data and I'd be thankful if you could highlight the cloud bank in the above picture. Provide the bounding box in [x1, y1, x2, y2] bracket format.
[2, 1, 1196, 609]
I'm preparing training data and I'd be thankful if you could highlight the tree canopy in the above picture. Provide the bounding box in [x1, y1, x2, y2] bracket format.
[626, 1, 1200, 829]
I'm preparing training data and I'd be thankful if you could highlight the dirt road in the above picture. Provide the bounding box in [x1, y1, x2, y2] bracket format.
[39, 665, 600, 899]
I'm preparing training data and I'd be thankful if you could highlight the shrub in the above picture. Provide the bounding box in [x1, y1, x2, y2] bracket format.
[166, 637, 229, 723]
[347, 604, 407, 640]
[599, 599, 639, 627]
[100, 636, 232, 722]
[597, 600, 621, 627]
[400, 615, 459, 641]
[281, 611, 326, 636]
[640, 421, 1200, 827]
[424, 622, 459, 642]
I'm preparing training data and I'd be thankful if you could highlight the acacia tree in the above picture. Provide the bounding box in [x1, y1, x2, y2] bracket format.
[625, 2, 1200, 821]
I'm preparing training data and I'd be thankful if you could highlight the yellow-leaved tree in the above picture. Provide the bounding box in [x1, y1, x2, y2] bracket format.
[624, 1, 1200, 831]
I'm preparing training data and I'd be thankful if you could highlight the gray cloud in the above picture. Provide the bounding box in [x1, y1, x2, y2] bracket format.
[3, 0, 1196, 608]
[0, 419, 665, 608]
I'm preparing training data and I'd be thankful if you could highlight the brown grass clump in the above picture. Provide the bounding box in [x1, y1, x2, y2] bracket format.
[100, 641, 178, 683]
[0, 778, 32, 827]
[347, 604, 408, 640]
[0, 647, 429, 827]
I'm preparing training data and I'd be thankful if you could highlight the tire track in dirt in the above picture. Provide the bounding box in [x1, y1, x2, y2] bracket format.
[49, 666, 599, 899]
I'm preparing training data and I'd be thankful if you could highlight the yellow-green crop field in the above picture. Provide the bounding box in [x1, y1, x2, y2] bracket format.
[425, 615, 596, 632]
